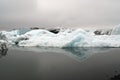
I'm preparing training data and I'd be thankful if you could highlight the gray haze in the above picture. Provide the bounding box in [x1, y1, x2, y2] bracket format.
[0, 0, 120, 30]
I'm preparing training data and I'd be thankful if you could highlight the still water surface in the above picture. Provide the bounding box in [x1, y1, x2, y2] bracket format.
[0, 47, 120, 80]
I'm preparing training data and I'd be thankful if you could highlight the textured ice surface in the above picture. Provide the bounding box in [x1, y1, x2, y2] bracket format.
[0, 26, 120, 47]
[18, 29, 91, 47]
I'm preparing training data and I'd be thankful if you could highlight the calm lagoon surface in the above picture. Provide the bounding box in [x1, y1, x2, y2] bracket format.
[0, 47, 120, 80]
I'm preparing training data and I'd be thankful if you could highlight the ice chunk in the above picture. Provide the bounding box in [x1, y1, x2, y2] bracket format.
[0, 30, 20, 43]
[17, 28, 120, 47]
[18, 29, 92, 47]
[111, 24, 120, 35]
[0, 28, 30, 45]
[1, 27, 120, 47]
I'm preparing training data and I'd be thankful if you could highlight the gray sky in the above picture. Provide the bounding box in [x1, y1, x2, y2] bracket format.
[0, 0, 120, 30]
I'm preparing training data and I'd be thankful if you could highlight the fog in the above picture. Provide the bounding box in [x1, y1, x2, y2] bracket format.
[0, 0, 120, 30]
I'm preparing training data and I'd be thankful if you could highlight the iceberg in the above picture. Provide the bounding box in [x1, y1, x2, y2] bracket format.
[18, 29, 91, 47]
[0, 28, 31, 45]
[0, 25, 120, 48]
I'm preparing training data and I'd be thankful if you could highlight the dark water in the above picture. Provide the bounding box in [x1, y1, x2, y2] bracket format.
[0, 47, 120, 80]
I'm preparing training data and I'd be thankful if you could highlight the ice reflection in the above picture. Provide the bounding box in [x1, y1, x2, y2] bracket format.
[63, 47, 112, 61]
[10, 46, 112, 62]
[0, 49, 8, 58]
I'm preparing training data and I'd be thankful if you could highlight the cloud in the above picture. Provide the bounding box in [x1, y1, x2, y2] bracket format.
[0, 0, 120, 29]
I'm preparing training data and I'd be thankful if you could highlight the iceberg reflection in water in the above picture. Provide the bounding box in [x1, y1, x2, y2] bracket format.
[10, 47, 112, 62]
[0, 48, 8, 58]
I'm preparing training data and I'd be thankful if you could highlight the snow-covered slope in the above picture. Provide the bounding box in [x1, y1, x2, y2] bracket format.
[0, 25, 120, 47]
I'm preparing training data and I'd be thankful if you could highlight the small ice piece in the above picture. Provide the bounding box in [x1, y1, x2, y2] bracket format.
[111, 24, 120, 35]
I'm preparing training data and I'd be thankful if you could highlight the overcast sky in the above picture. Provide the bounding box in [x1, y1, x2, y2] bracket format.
[0, 0, 120, 30]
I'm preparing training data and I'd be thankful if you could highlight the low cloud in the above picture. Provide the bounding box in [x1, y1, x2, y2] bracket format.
[0, 0, 120, 29]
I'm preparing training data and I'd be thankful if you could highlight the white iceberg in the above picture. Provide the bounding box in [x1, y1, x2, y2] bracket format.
[18, 29, 92, 47]
[0, 25, 120, 48]
[18, 28, 120, 47]
[0, 28, 31, 45]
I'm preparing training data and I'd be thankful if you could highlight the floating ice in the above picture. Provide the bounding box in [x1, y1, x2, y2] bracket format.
[111, 24, 120, 35]
[18, 29, 91, 47]
[0, 25, 120, 47]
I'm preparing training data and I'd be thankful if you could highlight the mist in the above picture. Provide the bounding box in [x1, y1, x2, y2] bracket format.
[0, 0, 120, 30]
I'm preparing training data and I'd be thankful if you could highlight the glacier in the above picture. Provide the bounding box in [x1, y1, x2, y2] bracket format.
[0, 25, 120, 48]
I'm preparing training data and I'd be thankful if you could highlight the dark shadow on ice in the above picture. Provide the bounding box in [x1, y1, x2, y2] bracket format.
[11, 46, 112, 62]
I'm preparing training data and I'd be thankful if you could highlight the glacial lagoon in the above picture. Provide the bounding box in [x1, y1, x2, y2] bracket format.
[0, 47, 120, 80]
